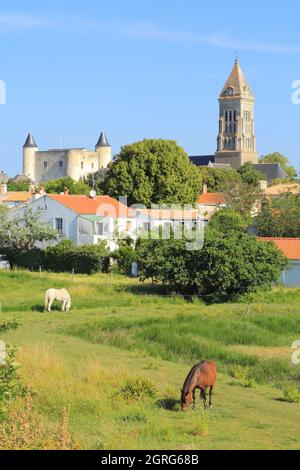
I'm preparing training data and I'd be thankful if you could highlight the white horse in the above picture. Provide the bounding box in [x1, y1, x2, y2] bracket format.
[44, 289, 72, 312]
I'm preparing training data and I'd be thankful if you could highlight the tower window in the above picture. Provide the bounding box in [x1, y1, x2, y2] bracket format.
[81, 162, 84, 170]
[44, 161, 47, 169]
[59, 161, 63, 168]
[225, 111, 228, 122]
[91, 163, 94, 169]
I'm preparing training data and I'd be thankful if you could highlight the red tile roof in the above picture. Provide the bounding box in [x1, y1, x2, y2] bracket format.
[198, 193, 227, 205]
[48, 194, 134, 218]
[258, 238, 300, 260]
[1, 192, 32, 203]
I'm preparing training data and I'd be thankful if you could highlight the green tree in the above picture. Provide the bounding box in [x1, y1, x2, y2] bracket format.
[209, 208, 250, 234]
[238, 163, 266, 187]
[44, 177, 91, 195]
[198, 166, 241, 192]
[0, 208, 58, 251]
[259, 153, 297, 180]
[254, 194, 300, 237]
[136, 230, 287, 303]
[224, 180, 263, 217]
[112, 245, 137, 275]
[103, 139, 201, 207]
[7, 180, 30, 192]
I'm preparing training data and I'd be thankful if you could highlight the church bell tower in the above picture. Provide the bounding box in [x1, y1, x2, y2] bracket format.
[215, 60, 258, 169]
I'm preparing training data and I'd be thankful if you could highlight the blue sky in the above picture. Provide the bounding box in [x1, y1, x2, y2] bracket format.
[1, 0, 300, 176]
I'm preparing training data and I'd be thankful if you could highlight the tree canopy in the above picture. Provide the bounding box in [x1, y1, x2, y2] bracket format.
[136, 230, 287, 303]
[103, 139, 201, 207]
[254, 194, 300, 237]
[44, 177, 91, 195]
[223, 180, 263, 217]
[198, 167, 241, 193]
[0, 208, 58, 251]
[7, 180, 30, 192]
[209, 208, 250, 234]
[238, 163, 266, 187]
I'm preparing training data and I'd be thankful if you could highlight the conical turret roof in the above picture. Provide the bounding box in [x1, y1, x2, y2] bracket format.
[23, 133, 38, 148]
[220, 61, 254, 99]
[0, 171, 8, 184]
[96, 131, 110, 148]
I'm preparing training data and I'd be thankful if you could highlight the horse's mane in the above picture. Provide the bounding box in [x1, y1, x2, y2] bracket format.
[182, 364, 201, 399]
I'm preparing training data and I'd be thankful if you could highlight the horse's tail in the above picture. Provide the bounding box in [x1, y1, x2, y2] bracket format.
[44, 290, 49, 311]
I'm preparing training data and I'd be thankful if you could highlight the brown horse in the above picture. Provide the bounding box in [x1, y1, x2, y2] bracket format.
[181, 361, 217, 411]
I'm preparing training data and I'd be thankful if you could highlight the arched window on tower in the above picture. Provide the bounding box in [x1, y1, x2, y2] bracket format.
[234, 111, 237, 121]
[225, 111, 228, 122]
[229, 111, 232, 122]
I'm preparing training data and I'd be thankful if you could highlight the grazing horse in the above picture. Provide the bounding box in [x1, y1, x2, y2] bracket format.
[181, 361, 217, 411]
[44, 289, 72, 312]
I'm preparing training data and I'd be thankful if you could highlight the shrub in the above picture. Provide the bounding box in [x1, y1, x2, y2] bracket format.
[229, 365, 257, 388]
[282, 384, 300, 404]
[136, 230, 287, 303]
[0, 396, 80, 450]
[112, 246, 137, 275]
[121, 377, 157, 401]
[44, 240, 109, 274]
[0, 345, 28, 415]
[3, 248, 44, 271]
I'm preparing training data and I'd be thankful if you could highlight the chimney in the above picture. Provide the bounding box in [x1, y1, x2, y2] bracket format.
[32, 186, 46, 202]
[259, 180, 268, 191]
[0, 183, 7, 194]
[202, 182, 208, 194]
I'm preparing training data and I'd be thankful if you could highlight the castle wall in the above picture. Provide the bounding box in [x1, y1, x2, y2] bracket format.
[33, 149, 100, 184]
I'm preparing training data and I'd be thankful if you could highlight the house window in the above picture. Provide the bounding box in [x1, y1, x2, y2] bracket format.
[126, 221, 132, 232]
[143, 222, 151, 232]
[59, 161, 63, 168]
[95, 223, 104, 236]
[44, 161, 48, 169]
[55, 218, 64, 235]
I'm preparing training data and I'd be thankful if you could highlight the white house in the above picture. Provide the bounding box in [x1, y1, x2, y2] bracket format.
[12, 193, 136, 251]
[258, 238, 300, 287]
[12, 194, 207, 251]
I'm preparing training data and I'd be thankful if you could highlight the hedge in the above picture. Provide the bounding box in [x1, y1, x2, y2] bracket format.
[2, 240, 110, 275]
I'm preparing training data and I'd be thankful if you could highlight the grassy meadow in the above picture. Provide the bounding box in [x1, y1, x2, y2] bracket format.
[0, 270, 300, 450]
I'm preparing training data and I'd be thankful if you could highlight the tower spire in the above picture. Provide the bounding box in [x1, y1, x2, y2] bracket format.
[23, 133, 38, 148]
[235, 50, 239, 64]
[96, 131, 110, 149]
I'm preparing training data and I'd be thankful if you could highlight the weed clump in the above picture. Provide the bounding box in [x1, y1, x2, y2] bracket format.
[121, 377, 157, 402]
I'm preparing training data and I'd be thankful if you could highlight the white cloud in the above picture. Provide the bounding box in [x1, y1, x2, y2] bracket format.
[0, 12, 299, 54]
[0, 13, 50, 30]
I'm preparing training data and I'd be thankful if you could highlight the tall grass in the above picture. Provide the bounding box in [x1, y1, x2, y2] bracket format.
[64, 313, 300, 385]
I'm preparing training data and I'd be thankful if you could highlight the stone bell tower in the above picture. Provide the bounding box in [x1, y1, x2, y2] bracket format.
[215, 60, 258, 169]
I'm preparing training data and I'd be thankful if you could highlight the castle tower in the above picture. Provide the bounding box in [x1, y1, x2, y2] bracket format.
[23, 133, 38, 182]
[215, 60, 258, 169]
[95, 131, 112, 169]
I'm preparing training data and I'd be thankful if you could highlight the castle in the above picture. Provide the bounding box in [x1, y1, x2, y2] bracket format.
[22, 131, 112, 184]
